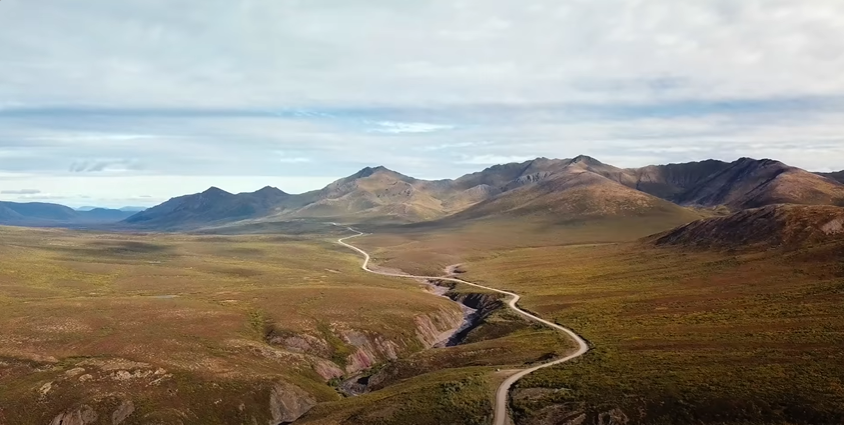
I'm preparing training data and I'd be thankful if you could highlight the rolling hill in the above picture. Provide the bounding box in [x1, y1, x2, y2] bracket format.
[0, 201, 136, 226]
[78, 208, 138, 222]
[123, 186, 290, 230]
[284, 167, 452, 222]
[0, 201, 78, 221]
[77, 206, 148, 213]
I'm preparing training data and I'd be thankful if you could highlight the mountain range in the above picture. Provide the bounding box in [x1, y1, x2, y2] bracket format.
[0, 202, 139, 227]
[1, 156, 842, 230]
[77, 206, 147, 212]
[118, 156, 844, 231]
[124, 186, 290, 229]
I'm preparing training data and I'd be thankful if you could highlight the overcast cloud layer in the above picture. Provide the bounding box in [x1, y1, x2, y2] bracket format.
[2, 0, 844, 207]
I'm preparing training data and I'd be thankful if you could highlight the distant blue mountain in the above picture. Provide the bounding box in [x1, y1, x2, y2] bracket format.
[0, 202, 136, 226]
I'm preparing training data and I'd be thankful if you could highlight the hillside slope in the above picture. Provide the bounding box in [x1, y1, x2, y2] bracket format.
[0, 201, 78, 221]
[594, 158, 844, 209]
[448, 157, 571, 192]
[76, 208, 136, 222]
[284, 167, 451, 222]
[668, 158, 844, 208]
[818, 170, 844, 184]
[0, 204, 25, 221]
[457, 157, 844, 212]
[124, 186, 290, 230]
[653, 204, 844, 249]
[620, 160, 734, 200]
[449, 162, 701, 224]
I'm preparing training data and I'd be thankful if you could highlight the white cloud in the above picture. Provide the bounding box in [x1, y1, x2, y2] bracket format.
[2, 0, 844, 108]
[456, 155, 538, 165]
[2, 1, 844, 205]
[417, 141, 492, 152]
[0, 189, 41, 195]
[278, 157, 312, 163]
[11, 193, 69, 201]
[69, 159, 143, 173]
[368, 121, 456, 134]
[33, 133, 160, 143]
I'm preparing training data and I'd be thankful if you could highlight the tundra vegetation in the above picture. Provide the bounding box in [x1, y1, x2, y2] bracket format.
[356, 210, 844, 425]
[0, 224, 485, 424]
[0, 223, 574, 425]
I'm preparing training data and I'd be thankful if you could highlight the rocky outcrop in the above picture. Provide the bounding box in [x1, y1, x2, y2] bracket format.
[520, 404, 588, 425]
[311, 360, 345, 381]
[264, 306, 462, 378]
[442, 292, 504, 345]
[49, 406, 98, 425]
[112, 400, 135, 425]
[515, 403, 630, 425]
[268, 382, 317, 425]
[342, 330, 402, 375]
[272, 334, 332, 357]
[414, 308, 465, 348]
[337, 308, 462, 375]
[448, 293, 502, 316]
[598, 408, 629, 425]
[228, 339, 344, 381]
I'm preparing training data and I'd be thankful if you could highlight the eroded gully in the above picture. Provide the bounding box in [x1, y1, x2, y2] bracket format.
[334, 225, 590, 425]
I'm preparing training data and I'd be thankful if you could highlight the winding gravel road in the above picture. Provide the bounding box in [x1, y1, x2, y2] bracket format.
[334, 225, 590, 425]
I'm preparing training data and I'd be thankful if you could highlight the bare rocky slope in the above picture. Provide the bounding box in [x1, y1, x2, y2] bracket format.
[449, 159, 701, 222]
[587, 157, 844, 209]
[653, 204, 844, 250]
[663, 158, 844, 208]
[619, 159, 735, 200]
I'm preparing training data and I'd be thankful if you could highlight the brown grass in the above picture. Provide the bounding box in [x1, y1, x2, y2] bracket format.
[0, 225, 463, 424]
[339, 211, 844, 424]
[461, 239, 844, 424]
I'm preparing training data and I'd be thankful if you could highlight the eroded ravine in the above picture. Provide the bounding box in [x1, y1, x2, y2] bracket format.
[334, 225, 591, 425]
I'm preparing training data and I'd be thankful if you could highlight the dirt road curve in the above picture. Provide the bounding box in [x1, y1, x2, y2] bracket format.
[334, 225, 590, 425]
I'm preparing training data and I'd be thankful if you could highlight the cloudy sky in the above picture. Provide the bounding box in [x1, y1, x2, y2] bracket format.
[2, 0, 844, 207]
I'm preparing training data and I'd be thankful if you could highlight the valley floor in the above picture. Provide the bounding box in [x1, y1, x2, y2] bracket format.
[2, 215, 843, 425]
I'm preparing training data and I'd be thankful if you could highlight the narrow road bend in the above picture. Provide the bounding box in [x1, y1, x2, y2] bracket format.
[334, 225, 590, 425]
